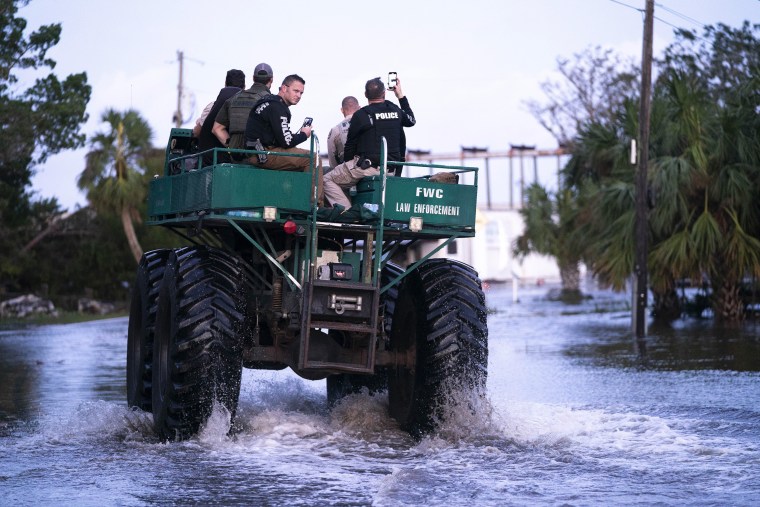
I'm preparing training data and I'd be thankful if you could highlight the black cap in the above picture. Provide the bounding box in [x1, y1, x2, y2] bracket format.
[225, 69, 245, 88]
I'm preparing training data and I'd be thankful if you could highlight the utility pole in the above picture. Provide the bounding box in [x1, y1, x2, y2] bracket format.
[175, 50, 184, 128]
[634, 0, 654, 338]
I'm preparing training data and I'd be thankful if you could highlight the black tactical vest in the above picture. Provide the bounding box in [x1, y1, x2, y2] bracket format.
[228, 86, 268, 135]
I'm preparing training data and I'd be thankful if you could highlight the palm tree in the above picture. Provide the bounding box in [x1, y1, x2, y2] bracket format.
[569, 70, 760, 322]
[529, 23, 760, 322]
[649, 71, 760, 321]
[565, 97, 687, 320]
[513, 182, 583, 301]
[563, 105, 638, 289]
[78, 109, 153, 264]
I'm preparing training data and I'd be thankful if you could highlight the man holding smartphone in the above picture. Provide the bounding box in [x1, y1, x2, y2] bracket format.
[323, 75, 416, 209]
[244, 74, 324, 206]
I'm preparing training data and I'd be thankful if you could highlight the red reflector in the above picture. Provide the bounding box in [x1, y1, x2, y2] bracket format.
[283, 220, 297, 234]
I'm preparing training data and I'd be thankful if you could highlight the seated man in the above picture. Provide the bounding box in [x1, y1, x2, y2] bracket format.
[244, 74, 324, 206]
[212, 63, 274, 152]
[193, 101, 214, 139]
[326, 96, 360, 169]
[197, 69, 246, 165]
[323, 76, 415, 209]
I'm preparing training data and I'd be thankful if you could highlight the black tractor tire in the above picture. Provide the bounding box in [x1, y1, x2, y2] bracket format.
[380, 261, 404, 338]
[127, 249, 171, 411]
[387, 258, 488, 437]
[152, 246, 246, 441]
[325, 262, 404, 407]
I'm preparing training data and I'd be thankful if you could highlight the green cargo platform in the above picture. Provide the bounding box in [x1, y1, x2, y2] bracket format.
[149, 128, 478, 240]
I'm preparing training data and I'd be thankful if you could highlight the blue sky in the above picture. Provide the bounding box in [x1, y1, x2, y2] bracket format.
[17, 0, 758, 210]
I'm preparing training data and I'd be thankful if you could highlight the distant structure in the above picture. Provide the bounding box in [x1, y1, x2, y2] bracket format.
[402, 143, 571, 284]
[405, 144, 568, 209]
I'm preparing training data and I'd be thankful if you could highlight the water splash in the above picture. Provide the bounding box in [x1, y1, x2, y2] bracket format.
[433, 381, 499, 440]
[38, 401, 152, 442]
[239, 374, 325, 414]
[328, 389, 396, 434]
[198, 401, 232, 444]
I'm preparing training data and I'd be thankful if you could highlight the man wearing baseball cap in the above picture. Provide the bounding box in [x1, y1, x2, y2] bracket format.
[213, 63, 274, 152]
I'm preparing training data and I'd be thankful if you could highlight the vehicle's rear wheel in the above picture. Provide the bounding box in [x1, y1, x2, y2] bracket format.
[380, 261, 404, 338]
[126, 249, 170, 411]
[387, 259, 488, 437]
[152, 246, 246, 441]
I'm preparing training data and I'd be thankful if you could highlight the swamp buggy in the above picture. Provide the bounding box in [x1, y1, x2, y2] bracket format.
[126, 129, 488, 440]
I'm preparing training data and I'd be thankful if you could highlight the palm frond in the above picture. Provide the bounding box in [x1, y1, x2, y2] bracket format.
[650, 228, 693, 282]
[723, 211, 760, 279]
[690, 210, 722, 269]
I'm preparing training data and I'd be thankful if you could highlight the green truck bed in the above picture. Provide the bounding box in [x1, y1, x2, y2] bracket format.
[149, 128, 478, 238]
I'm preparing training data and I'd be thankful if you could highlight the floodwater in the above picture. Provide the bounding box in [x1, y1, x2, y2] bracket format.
[1, 284, 759, 506]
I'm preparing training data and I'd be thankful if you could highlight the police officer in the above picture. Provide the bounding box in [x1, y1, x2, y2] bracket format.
[197, 69, 246, 165]
[323, 76, 416, 209]
[244, 74, 324, 206]
[212, 63, 273, 151]
[326, 96, 360, 169]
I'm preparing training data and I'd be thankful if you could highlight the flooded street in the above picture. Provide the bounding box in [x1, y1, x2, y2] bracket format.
[1, 284, 759, 506]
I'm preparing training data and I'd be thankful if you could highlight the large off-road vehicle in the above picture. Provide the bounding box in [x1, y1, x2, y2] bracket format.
[127, 129, 488, 441]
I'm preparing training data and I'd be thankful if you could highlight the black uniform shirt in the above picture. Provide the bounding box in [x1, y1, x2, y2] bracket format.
[344, 96, 416, 167]
[244, 94, 307, 149]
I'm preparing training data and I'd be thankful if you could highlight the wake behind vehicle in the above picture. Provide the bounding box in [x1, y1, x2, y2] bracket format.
[127, 128, 488, 440]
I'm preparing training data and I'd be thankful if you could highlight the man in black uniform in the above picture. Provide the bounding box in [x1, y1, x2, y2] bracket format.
[197, 69, 245, 164]
[323, 76, 415, 209]
[244, 74, 323, 206]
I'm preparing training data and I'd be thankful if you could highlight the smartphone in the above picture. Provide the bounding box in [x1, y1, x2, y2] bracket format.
[388, 72, 398, 90]
[302, 117, 313, 128]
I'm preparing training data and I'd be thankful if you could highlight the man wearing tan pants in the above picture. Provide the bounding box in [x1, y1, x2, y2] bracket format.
[323, 76, 415, 209]
[244, 74, 324, 206]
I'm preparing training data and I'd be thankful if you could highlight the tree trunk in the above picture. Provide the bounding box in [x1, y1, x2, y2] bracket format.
[121, 206, 143, 264]
[559, 258, 580, 291]
[712, 281, 744, 322]
[558, 258, 583, 303]
[21, 216, 62, 254]
[651, 285, 681, 321]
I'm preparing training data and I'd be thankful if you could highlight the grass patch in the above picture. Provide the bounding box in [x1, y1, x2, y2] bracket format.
[0, 310, 129, 328]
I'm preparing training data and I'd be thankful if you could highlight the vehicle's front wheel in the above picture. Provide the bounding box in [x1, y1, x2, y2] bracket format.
[387, 259, 488, 437]
[152, 246, 246, 441]
[126, 249, 170, 411]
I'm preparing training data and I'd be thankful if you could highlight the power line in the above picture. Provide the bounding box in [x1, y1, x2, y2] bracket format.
[654, 15, 693, 32]
[609, 0, 708, 29]
[653, 2, 711, 43]
[608, 0, 642, 13]
[652, 17, 710, 45]
[655, 2, 707, 28]
[608, 0, 710, 42]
